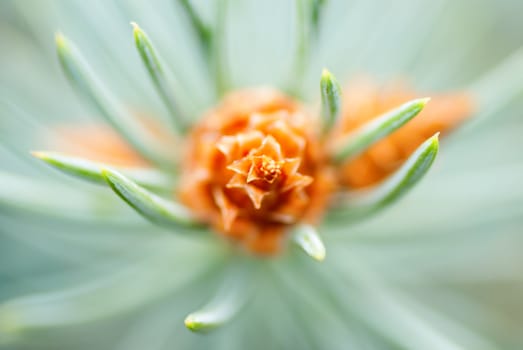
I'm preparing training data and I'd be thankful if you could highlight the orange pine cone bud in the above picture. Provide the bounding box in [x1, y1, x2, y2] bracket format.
[178, 88, 336, 254]
[335, 79, 474, 188]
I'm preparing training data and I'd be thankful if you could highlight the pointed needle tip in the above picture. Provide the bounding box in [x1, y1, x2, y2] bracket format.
[321, 68, 332, 79]
[313, 250, 326, 262]
[130, 21, 140, 31]
[54, 32, 66, 46]
[419, 97, 431, 105]
[30, 151, 45, 159]
[184, 315, 202, 332]
[294, 225, 326, 262]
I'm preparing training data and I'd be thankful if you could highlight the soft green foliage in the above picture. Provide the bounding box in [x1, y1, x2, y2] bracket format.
[0, 237, 225, 336]
[179, 0, 212, 51]
[288, 0, 310, 96]
[55, 34, 172, 167]
[102, 168, 202, 230]
[1, 0, 523, 349]
[0, 171, 142, 225]
[331, 97, 430, 163]
[132, 23, 188, 134]
[320, 68, 342, 134]
[32, 151, 173, 191]
[329, 133, 439, 222]
[185, 263, 253, 332]
[213, 0, 230, 95]
[311, 0, 327, 35]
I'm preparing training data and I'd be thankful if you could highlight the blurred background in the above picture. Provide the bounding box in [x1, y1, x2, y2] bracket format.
[0, 0, 522, 349]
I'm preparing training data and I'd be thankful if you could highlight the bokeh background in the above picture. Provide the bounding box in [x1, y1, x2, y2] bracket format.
[1, 0, 522, 349]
